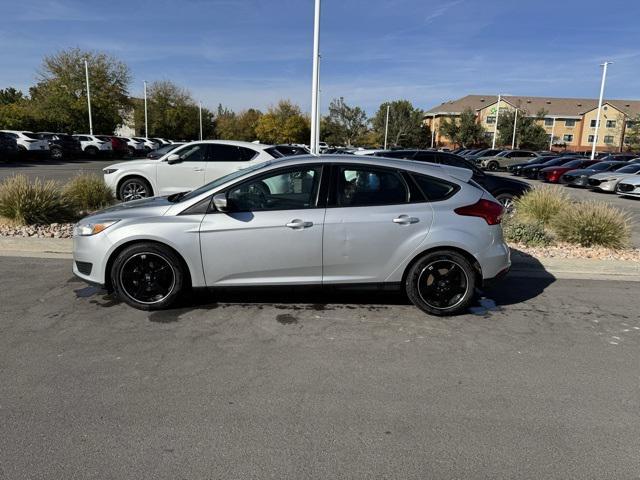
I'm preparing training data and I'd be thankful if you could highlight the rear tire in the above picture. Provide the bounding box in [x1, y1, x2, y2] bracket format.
[405, 250, 477, 316]
[494, 193, 515, 213]
[85, 146, 99, 157]
[111, 242, 185, 310]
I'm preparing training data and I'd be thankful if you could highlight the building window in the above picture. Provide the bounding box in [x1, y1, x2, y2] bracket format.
[604, 135, 614, 144]
[626, 121, 635, 129]
[563, 134, 574, 142]
[588, 135, 595, 143]
[486, 116, 496, 124]
[544, 118, 554, 126]
[565, 119, 576, 127]
[606, 120, 616, 128]
[590, 119, 599, 128]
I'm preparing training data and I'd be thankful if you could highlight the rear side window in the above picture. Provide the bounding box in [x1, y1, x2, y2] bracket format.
[411, 173, 458, 201]
[437, 153, 475, 170]
[210, 144, 257, 162]
[335, 167, 408, 207]
[413, 151, 438, 163]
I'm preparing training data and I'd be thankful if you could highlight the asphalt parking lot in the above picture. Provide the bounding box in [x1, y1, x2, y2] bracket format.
[1, 256, 640, 479]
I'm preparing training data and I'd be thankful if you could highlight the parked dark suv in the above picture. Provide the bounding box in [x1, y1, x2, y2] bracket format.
[0, 132, 19, 161]
[36, 132, 81, 160]
[372, 149, 531, 210]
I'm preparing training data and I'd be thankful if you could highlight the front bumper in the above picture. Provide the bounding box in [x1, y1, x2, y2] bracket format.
[72, 232, 114, 286]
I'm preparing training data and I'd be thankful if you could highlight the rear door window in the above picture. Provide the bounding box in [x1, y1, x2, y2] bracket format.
[210, 144, 257, 162]
[334, 166, 409, 207]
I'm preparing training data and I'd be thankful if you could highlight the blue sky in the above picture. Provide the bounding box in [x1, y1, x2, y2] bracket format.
[1, 0, 639, 114]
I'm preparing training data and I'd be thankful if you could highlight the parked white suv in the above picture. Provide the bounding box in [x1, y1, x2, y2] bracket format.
[0, 130, 49, 155]
[103, 140, 278, 201]
[132, 137, 159, 152]
[73, 134, 113, 157]
[120, 137, 146, 156]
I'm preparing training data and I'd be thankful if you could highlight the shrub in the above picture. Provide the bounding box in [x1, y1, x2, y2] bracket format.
[551, 201, 631, 249]
[63, 173, 114, 212]
[503, 217, 553, 246]
[514, 186, 570, 225]
[0, 175, 72, 225]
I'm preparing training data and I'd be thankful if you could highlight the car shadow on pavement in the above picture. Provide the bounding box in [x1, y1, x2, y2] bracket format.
[480, 248, 556, 308]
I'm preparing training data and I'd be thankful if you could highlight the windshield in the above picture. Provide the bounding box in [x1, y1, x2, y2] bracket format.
[22, 132, 40, 140]
[177, 161, 273, 203]
[591, 162, 616, 171]
[496, 151, 511, 157]
[562, 160, 583, 168]
[616, 164, 640, 174]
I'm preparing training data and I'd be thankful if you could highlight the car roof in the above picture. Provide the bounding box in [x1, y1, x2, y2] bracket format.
[189, 139, 272, 150]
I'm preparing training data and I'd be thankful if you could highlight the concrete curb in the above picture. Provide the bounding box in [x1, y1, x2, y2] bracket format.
[1, 237, 639, 281]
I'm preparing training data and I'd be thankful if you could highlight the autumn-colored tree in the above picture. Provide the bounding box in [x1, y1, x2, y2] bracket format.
[255, 100, 309, 144]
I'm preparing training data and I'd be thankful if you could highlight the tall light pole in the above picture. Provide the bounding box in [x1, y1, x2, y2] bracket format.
[84, 60, 93, 135]
[383, 104, 390, 149]
[591, 61, 612, 160]
[143, 81, 148, 138]
[430, 114, 436, 148]
[199, 101, 203, 140]
[511, 109, 518, 149]
[549, 117, 556, 150]
[309, 0, 321, 155]
[491, 94, 501, 149]
[315, 57, 321, 153]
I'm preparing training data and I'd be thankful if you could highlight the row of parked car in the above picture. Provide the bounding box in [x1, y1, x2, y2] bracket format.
[496, 151, 640, 199]
[0, 130, 179, 161]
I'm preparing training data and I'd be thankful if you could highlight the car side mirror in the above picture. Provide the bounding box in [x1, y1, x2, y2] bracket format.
[212, 193, 228, 212]
[167, 153, 181, 164]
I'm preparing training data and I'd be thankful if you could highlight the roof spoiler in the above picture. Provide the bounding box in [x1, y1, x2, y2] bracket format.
[438, 164, 473, 183]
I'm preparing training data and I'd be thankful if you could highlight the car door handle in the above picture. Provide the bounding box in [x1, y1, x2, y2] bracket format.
[286, 219, 313, 229]
[193, 167, 204, 172]
[393, 215, 419, 225]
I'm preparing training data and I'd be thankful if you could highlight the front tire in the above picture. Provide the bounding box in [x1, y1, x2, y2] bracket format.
[85, 146, 99, 157]
[405, 250, 477, 316]
[487, 161, 499, 171]
[111, 243, 185, 310]
[50, 147, 63, 160]
[119, 177, 152, 201]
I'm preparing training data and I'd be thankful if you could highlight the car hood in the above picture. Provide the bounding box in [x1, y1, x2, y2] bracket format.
[477, 156, 499, 161]
[563, 168, 597, 176]
[590, 172, 636, 181]
[104, 159, 157, 170]
[80, 196, 174, 223]
[541, 166, 570, 172]
[484, 173, 530, 190]
[618, 176, 640, 186]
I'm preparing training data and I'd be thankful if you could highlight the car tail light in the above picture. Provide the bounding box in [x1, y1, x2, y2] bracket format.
[454, 199, 504, 225]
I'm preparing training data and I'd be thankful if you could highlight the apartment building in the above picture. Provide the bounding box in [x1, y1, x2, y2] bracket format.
[424, 95, 640, 151]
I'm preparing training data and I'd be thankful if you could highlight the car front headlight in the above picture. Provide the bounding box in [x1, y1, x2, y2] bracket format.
[74, 220, 119, 236]
[103, 168, 118, 174]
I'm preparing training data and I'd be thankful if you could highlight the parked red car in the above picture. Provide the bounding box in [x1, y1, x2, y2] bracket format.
[97, 136, 129, 158]
[539, 159, 600, 183]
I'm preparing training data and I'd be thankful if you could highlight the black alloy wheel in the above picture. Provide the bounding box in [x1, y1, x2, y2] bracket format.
[111, 243, 185, 310]
[406, 250, 476, 316]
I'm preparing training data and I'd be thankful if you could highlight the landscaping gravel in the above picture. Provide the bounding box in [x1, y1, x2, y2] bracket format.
[510, 243, 640, 262]
[0, 222, 74, 239]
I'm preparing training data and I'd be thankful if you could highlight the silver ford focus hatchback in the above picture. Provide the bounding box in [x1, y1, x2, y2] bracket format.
[73, 155, 510, 316]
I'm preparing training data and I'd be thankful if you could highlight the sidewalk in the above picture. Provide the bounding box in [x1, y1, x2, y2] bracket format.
[1, 236, 639, 281]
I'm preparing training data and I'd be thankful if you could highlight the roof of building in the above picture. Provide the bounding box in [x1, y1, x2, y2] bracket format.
[425, 94, 640, 118]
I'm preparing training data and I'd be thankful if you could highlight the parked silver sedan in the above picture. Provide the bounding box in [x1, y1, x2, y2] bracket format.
[73, 155, 511, 316]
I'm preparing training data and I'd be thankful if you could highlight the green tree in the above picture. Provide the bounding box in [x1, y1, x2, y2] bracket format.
[133, 81, 214, 140]
[255, 100, 309, 144]
[29, 48, 132, 133]
[623, 114, 640, 151]
[0, 87, 24, 105]
[371, 100, 427, 148]
[322, 97, 368, 146]
[214, 106, 262, 141]
[438, 108, 486, 147]
[495, 107, 547, 150]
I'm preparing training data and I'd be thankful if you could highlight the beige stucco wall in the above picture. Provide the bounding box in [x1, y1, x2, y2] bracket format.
[579, 104, 625, 150]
